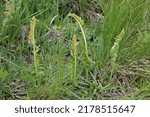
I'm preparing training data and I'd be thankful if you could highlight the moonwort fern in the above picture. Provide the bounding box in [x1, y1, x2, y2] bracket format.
[70, 34, 77, 85]
[110, 29, 125, 78]
[28, 16, 39, 75]
[67, 13, 88, 59]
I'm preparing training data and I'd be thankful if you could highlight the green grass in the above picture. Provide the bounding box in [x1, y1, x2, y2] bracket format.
[0, 0, 150, 100]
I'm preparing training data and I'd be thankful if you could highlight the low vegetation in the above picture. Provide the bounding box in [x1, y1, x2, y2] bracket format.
[0, 0, 150, 99]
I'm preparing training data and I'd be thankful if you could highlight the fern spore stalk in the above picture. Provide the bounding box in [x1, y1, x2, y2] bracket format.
[67, 13, 88, 59]
[110, 29, 125, 78]
[28, 16, 38, 74]
[70, 34, 77, 85]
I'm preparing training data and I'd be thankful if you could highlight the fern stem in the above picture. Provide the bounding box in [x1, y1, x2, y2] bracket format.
[68, 13, 89, 59]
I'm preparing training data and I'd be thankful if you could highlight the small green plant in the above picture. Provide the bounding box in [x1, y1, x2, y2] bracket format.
[28, 16, 40, 75]
[110, 29, 125, 78]
[67, 13, 88, 59]
[70, 34, 77, 85]
[67, 13, 91, 78]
